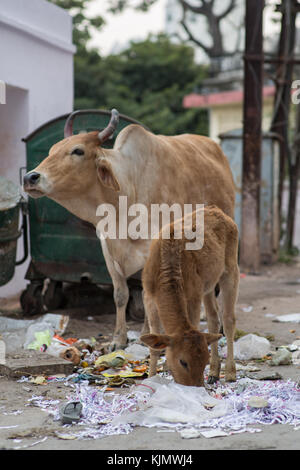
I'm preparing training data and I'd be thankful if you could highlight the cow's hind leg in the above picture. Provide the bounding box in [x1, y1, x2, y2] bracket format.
[204, 291, 221, 384]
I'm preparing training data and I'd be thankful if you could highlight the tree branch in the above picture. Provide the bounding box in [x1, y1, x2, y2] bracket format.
[179, 0, 208, 15]
[180, 11, 212, 55]
[217, 0, 237, 21]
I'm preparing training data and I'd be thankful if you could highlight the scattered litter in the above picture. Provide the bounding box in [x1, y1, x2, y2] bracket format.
[124, 343, 149, 361]
[224, 334, 271, 360]
[30, 375, 47, 385]
[60, 401, 82, 424]
[0, 425, 19, 430]
[270, 349, 292, 366]
[248, 396, 269, 409]
[25, 327, 53, 351]
[114, 377, 233, 428]
[199, 429, 228, 438]
[60, 346, 81, 365]
[242, 306, 253, 313]
[180, 428, 201, 439]
[273, 314, 300, 323]
[0, 314, 69, 353]
[13, 436, 47, 450]
[127, 330, 140, 342]
[25, 375, 300, 440]
[95, 350, 129, 369]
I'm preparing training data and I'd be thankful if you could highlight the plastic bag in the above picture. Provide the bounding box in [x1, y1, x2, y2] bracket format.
[124, 343, 149, 361]
[113, 376, 231, 428]
[232, 334, 271, 360]
[24, 322, 55, 350]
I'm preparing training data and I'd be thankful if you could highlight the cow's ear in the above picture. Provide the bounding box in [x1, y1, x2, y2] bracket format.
[140, 334, 172, 350]
[96, 159, 120, 192]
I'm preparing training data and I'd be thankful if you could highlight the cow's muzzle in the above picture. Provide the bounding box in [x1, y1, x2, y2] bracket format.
[23, 171, 45, 198]
[23, 171, 40, 187]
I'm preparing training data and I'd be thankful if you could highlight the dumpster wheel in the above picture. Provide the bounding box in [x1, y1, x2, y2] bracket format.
[43, 280, 66, 311]
[20, 281, 44, 316]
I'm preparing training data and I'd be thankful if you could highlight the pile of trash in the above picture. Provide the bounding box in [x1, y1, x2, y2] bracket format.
[1, 313, 300, 442]
[0, 314, 154, 387]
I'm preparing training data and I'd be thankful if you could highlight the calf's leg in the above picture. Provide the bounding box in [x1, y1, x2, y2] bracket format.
[142, 292, 161, 377]
[187, 296, 202, 328]
[219, 267, 239, 382]
[204, 291, 221, 384]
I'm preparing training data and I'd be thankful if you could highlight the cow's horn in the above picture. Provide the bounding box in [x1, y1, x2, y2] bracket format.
[64, 110, 79, 138]
[98, 109, 119, 144]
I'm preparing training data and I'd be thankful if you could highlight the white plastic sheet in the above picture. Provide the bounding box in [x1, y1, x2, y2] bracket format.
[113, 376, 231, 428]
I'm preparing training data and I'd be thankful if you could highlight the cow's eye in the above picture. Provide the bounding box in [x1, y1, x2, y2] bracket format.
[180, 359, 188, 369]
[71, 148, 84, 156]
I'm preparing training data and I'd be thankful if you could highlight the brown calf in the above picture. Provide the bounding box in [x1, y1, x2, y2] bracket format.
[141, 206, 239, 386]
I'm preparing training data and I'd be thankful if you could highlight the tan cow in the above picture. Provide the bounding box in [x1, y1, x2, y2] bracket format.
[141, 205, 239, 386]
[23, 109, 235, 351]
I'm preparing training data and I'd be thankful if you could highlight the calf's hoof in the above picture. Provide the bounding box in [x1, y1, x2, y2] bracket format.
[108, 337, 128, 352]
[225, 373, 236, 382]
[207, 375, 219, 385]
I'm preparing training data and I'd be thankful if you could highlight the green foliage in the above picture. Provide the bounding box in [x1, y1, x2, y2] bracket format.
[75, 34, 208, 135]
[48, 2, 208, 136]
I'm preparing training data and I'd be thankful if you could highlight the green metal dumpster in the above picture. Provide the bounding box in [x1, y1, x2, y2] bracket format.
[0, 177, 22, 286]
[0, 176, 28, 286]
[21, 110, 147, 315]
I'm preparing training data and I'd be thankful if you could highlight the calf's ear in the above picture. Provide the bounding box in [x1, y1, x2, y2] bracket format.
[96, 159, 120, 192]
[140, 334, 172, 350]
[204, 333, 222, 345]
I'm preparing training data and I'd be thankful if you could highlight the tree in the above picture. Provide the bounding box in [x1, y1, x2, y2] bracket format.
[48, 1, 208, 135]
[269, 0, 300, 253]
[49, 0, 104, 51]
[109, 0, 241, 63]
[101, 34, 208, 135]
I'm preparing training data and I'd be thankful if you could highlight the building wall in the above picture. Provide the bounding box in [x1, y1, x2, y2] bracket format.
[209, 98, 275, 142]
[0, 0, 75, 297]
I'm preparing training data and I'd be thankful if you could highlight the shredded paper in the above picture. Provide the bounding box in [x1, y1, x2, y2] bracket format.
[27, 376, 300, 439]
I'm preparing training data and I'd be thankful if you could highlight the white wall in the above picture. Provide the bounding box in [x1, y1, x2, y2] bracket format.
[0, 0, 75, 298]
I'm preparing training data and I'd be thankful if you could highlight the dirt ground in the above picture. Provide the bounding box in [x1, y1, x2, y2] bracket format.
[0, 258, 300, 452]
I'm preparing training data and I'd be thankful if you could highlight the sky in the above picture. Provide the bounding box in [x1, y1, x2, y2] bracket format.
[86, 0, 281, 58]
[87, 0, 167, 56]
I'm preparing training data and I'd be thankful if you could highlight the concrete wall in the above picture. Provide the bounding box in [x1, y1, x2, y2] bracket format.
[0, 0, 75, 298]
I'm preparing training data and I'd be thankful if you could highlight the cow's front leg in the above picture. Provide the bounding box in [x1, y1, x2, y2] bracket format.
[100, 238, 129, 351]
[110, 276, 129, 351]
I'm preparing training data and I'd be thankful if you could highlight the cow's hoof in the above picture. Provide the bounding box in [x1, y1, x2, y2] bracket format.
[207, 375, 219, 385]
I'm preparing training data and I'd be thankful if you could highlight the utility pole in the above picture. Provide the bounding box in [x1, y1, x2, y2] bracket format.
[240, 0, 264, 272]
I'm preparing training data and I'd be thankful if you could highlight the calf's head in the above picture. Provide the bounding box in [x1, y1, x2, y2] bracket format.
[23, 109, 120, 202]
[141, 329, 221, 386]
